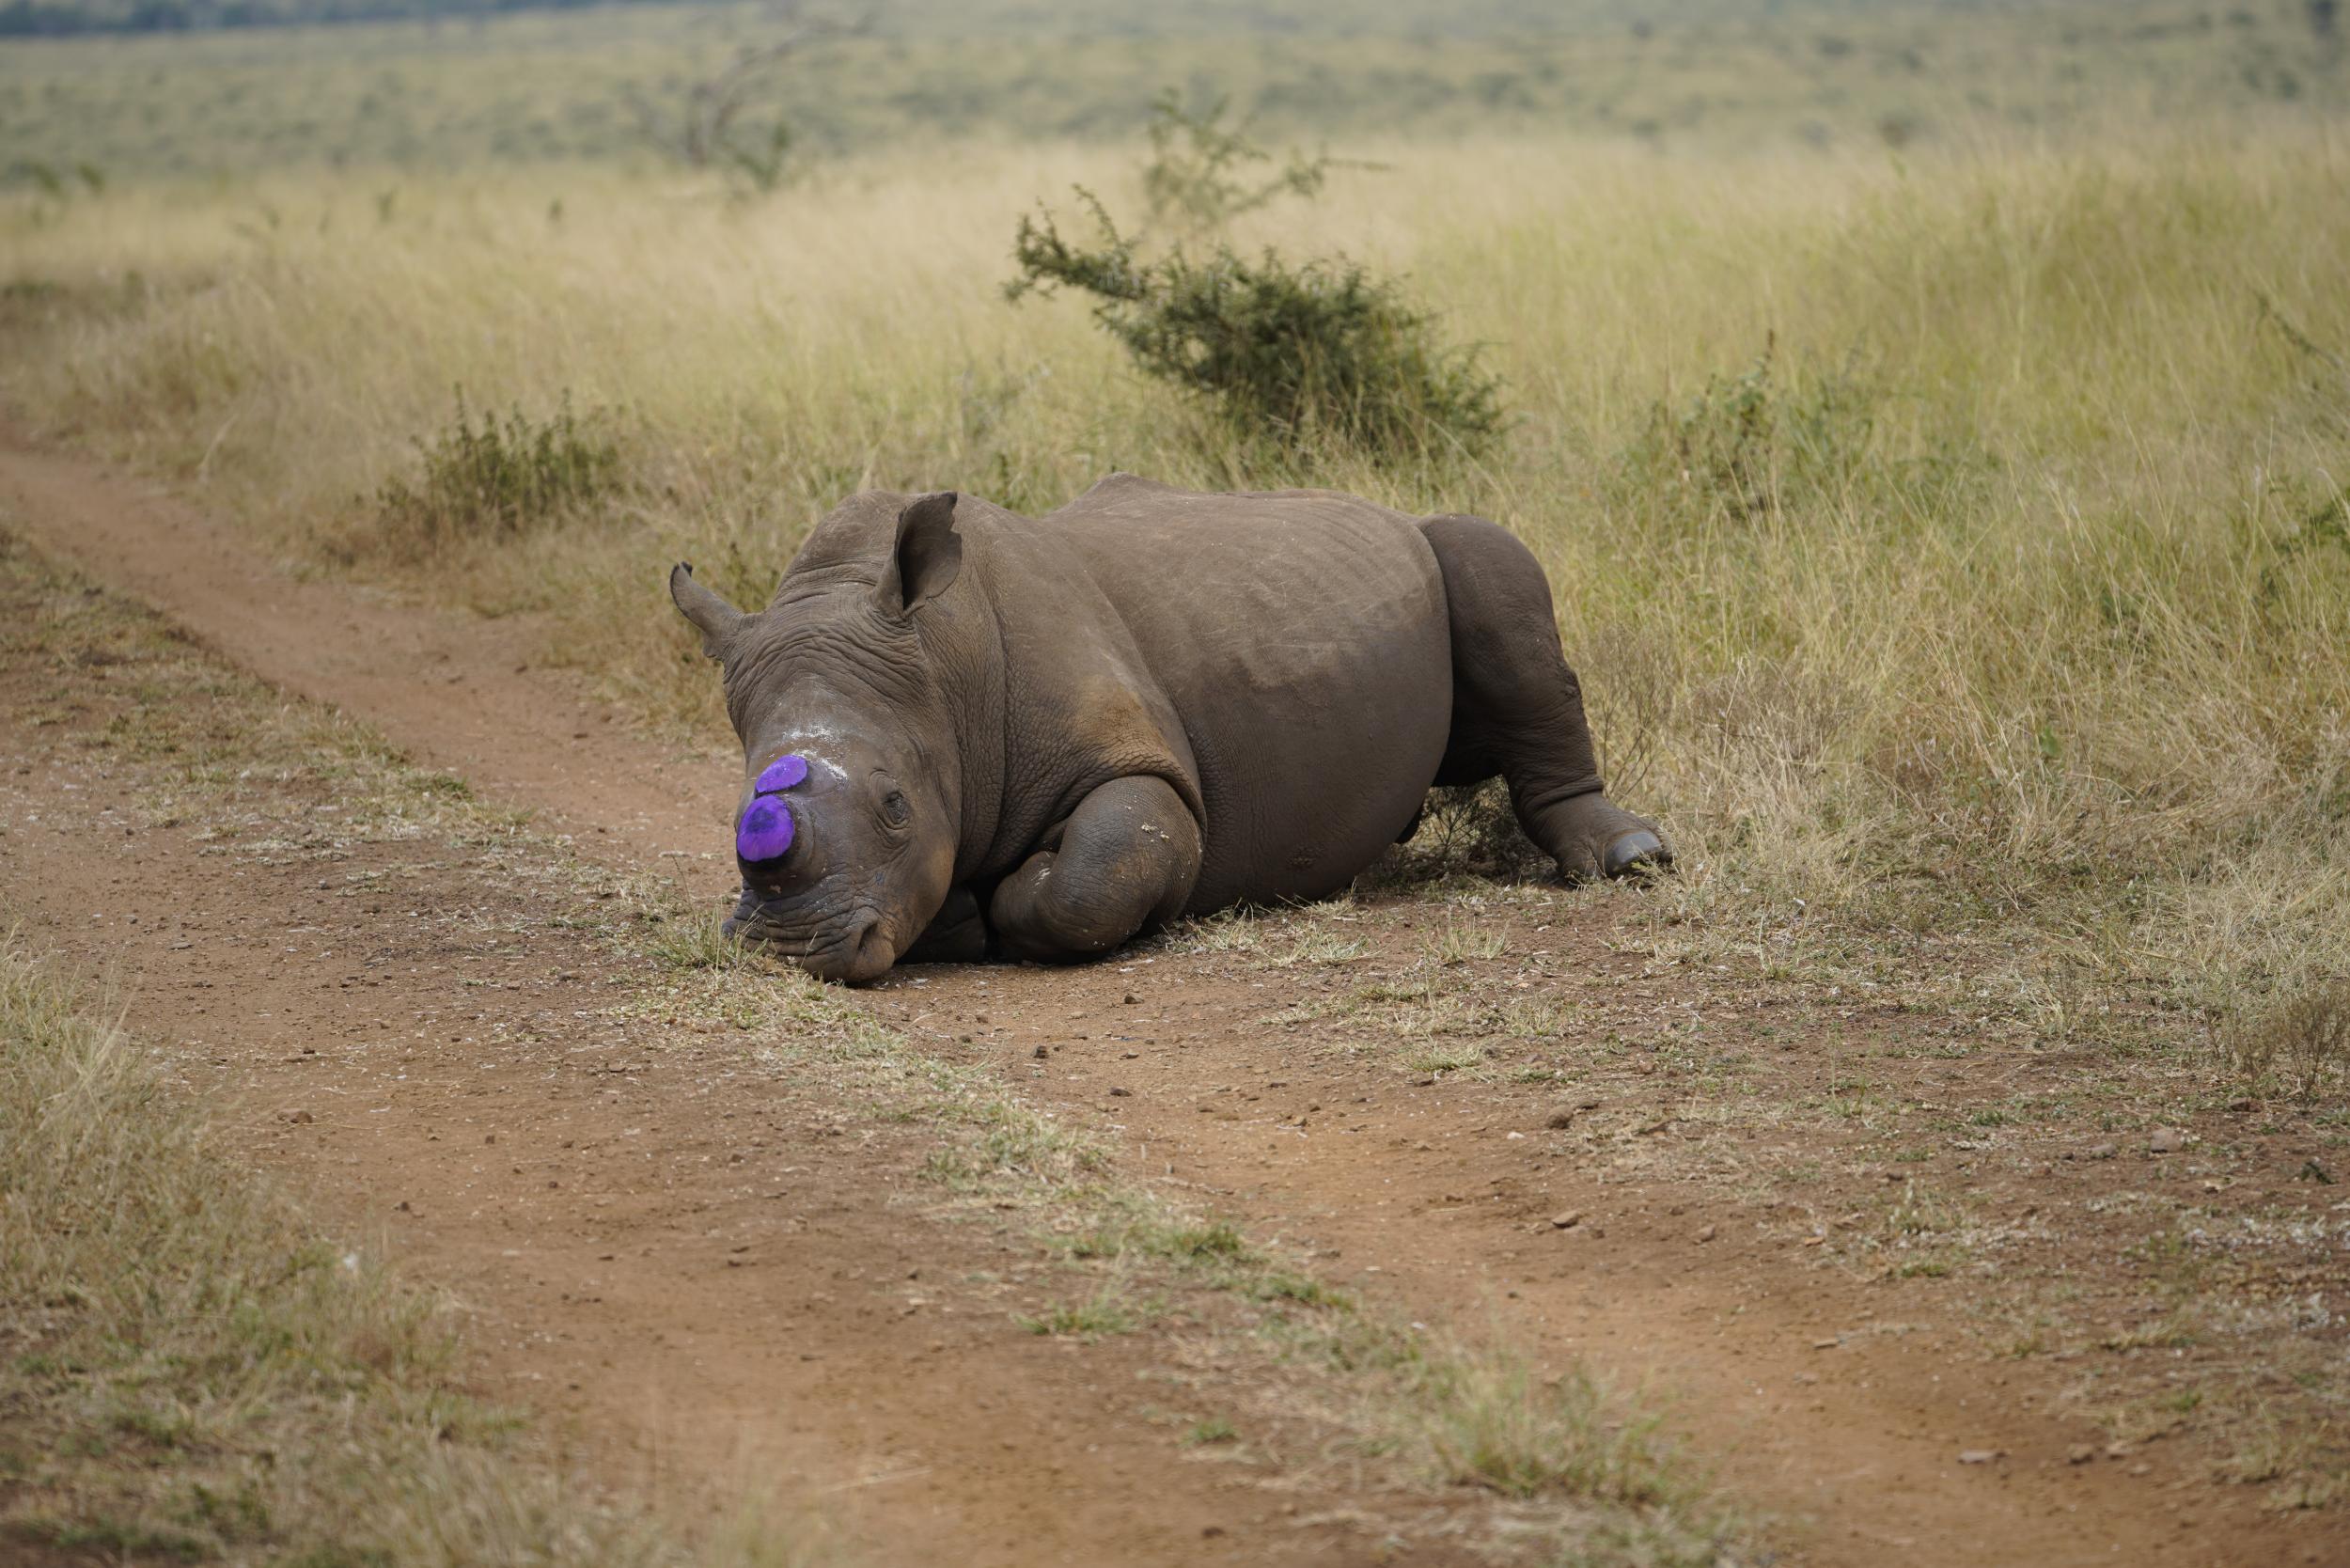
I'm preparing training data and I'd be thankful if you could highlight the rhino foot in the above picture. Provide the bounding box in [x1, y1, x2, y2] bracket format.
[1601, 827, 1670, 879]
[991, 776, 1203, 963]
[1538, 792, 1672, 886]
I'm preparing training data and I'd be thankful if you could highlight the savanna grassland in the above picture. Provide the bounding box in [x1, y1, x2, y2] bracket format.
[5, 0, 2350, 1560]
[7, 0, 2348, 1059]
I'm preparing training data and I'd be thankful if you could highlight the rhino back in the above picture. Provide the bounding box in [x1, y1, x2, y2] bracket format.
[1037, 476, 1451, 908]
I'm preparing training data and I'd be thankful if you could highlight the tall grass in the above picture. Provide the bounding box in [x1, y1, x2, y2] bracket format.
[4, 124, 2347, 1051]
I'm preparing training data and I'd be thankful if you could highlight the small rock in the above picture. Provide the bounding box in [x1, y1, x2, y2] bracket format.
[2149, 1127, 2186, 1154]
[2226, 1096, 2255, 1113]
[285, 1109, 314, 1124]
[1545, 1106, 1577, 1130]
[1696, 1224, 1717, 1243]
[1550, 1210, 1582, 1230]
[2087, 1142, 2118, 1160]
[1576, 1094, 1603, 1110]
[1811, 1337, 1840, 1350]
[1122, 993, 1138, 1005]
[1031, 1044, 1048, 1059]
[1956, 1449, 2002, 1466]
[1108, 1086, 1132, 1097]
[2067, 1444, 2097, 1465]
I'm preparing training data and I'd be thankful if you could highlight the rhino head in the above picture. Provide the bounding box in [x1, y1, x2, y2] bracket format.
[668, 492, 965, 983]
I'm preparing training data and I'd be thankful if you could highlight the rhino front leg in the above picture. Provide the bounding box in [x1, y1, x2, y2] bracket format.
[990, 776, 1203, 963]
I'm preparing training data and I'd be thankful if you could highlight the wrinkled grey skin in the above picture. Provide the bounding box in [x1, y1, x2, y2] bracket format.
[670, 475, 1667, 983]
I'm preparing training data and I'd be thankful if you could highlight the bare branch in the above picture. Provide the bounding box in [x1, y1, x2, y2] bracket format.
[630, 1, 871, 174]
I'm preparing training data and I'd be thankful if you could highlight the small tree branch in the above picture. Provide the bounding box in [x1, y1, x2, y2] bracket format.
[633, 1, 872, 175]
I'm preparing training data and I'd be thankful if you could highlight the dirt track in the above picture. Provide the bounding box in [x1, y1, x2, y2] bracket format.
[3, 434, 2344, 1567]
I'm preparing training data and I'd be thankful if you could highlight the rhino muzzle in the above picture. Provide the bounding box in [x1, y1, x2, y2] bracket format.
[724, 886, 895, 981]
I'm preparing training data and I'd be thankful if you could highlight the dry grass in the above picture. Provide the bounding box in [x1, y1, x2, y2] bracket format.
[2222, 979, 2350, 1101]
[6, 127, 2344, 1066]
[0, 933, 825, 1567]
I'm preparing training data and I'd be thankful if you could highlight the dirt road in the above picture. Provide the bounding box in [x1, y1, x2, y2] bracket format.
[4, 434, 2342, 1566]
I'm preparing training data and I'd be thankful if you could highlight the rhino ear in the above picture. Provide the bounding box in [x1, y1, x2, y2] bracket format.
[669, 562, 745, 661]
[878, 492, 962, 617]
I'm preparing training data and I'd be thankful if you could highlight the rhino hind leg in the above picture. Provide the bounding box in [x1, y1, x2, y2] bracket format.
[1418, 513, 1670, 884]
[989, 776, 1204, 962]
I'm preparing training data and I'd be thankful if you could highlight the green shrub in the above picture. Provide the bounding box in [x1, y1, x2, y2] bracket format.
[1007, 193, 1503, 461]
[1620, 338, 1982, 527]
[374, 387, 619, 556]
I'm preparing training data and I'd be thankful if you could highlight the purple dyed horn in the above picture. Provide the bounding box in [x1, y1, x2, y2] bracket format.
[738, 752, 811, 864]
[737, 797, 795, 862]
[754, 753, 809, 794]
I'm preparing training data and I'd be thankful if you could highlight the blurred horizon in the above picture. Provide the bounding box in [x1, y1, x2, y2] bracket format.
[5, 0, 2343, 181]
[0, 0, 2119, 40]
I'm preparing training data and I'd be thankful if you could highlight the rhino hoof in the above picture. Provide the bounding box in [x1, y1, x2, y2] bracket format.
[1601, 829, 1670, 880]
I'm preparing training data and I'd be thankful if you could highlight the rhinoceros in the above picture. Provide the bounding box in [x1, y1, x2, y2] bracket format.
[668, 475, 1667, 982]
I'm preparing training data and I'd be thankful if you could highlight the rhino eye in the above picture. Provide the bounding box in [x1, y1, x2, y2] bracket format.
[881, 790, 911, 827]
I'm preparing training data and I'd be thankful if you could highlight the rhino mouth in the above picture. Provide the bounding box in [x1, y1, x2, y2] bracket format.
[724, 887, 895, 982]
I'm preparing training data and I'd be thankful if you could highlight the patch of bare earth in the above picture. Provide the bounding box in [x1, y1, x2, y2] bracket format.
[3, 435, 2345, 1566]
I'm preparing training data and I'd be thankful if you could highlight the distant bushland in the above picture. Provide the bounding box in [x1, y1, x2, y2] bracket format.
[6, 0, 2342, 175]
[0, 0, 681, 38]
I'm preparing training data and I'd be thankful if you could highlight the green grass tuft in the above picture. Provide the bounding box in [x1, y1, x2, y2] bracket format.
[367, 387, 619, 561]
